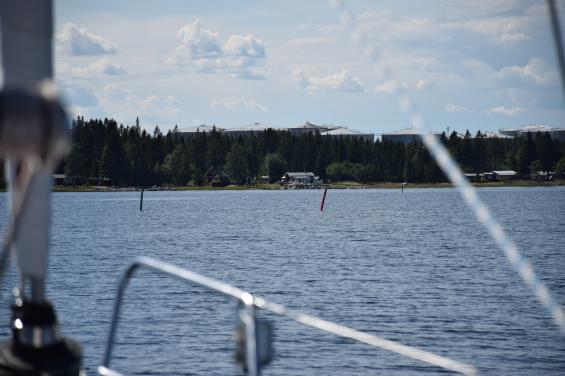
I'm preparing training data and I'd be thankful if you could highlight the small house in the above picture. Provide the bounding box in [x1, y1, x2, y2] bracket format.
[530, 171, 554, 181]
[463, 173, 479, 182]
[52, 174, 71, 185]
[205, 166, 229, 186]
[479, 172, 494, 182]
[492, 170, 518, 181]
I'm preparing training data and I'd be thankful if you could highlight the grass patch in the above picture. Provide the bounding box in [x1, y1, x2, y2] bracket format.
[35, 179, 565, 193]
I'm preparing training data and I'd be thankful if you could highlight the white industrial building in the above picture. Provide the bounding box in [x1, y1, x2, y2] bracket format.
[381, 127, 440, 144]
[320, 127, 374, 141]
[288, 122, 338, 136]
[223, 122, 278, 137]
[179, 124, 223, 138]
[499, 125, 565, 140]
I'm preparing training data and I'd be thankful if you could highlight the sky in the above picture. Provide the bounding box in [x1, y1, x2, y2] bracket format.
[52, 0, 565, 134]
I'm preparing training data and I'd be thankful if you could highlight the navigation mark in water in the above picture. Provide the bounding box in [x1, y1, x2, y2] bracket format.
[320, 187, 328, 211]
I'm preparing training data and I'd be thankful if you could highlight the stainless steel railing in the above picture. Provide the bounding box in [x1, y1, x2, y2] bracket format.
[98, 256, 259, 376]
[99, 256, 477, 376]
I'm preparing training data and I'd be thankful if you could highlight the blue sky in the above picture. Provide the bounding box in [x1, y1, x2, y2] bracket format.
[54, 0, 565, 134]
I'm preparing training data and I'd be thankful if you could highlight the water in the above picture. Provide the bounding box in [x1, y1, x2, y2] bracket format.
[0, 187, 564, 375]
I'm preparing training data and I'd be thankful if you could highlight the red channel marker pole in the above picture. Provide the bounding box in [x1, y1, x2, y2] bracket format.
[320, 187, 328, 211]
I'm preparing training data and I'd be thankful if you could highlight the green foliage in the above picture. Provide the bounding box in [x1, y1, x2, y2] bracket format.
[517, 133, 538, 175]
[162, 144, 191, 185]
[63, 117, 564, 186]
[555, 156, 565, 176]
[192, 167, 204, 186]
[225, 143, 247, 183]
[64, 143, 87, 183]
[98, 120, 127, 183]
[529, 160, 544, 175]
[260, 153, 287, 181]
[326, 161, 372, 182]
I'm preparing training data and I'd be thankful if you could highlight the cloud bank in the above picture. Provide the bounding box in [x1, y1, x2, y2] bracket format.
[294, 69, 364, 93]
[58, 59, 126, 78]
[484, 106, 526, 116]
[445, 103, 470, 114]
[166, 19, 266, 79]
[57, 23, 118, 55]
[210, 97, 269, 112]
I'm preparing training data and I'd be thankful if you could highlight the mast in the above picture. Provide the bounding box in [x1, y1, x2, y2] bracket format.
[0, 1, 83, 374]
[1, 0, 52, 305]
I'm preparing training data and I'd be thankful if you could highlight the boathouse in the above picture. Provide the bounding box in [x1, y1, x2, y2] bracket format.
[281, 172, 321, 188]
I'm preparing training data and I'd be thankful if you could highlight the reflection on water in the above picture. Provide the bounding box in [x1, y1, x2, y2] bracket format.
[0, 188, 564, 375]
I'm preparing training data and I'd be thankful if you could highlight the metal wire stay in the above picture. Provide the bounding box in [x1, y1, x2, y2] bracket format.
[329, 0, 565, 334]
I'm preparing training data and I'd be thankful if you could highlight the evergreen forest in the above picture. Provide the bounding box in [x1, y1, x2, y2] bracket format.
[60, 117, 565, 186]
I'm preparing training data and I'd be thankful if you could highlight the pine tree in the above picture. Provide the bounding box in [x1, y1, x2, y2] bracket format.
[225, 143, 247, 184]
[64, 143, 87, 184]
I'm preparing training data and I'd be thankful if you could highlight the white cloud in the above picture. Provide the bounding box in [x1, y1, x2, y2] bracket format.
[344, 4, 545, 91]
[141, 95, 159, 108]
[166, 18, 266, 79]
[59, 84, 99, 108]
[88, 59, 126, 75]
[175, 19, 222, 59]
[463, 58, 494, 77]
[223, 34, 265, 58]
[374, 80, 407, 93]
[484, 106, 526, 116]
[445, 102, 470, 113]
[354, 6, 537, 48]
[286, 36, 331, 46]
[415, 79, 427, 91]
[67, 105, 94, 119]
[373, 79, 427, 93]
[209, 97, 268, 112]
[63, 59, 126, 77]
[356, 11, 443, 46]
[462, 17, 532, 45]
[462, 57, 557, 94]
[166, 96, 180, 107]
[98, 84, 184, 125]
[294, 69, 363, 93]
[58, 83, 100, 120]
[497, 58, 556, 87]
[56, 23, 117, 55]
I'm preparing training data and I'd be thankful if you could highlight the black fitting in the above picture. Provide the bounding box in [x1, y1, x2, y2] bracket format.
[10, 301, 60, 348]
[12, 301, 57, 328]
[0, 301, 83, 375]
[0, 339, 82, 376]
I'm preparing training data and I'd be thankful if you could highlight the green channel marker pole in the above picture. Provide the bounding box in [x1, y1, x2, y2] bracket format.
[140, 188, 144, 211]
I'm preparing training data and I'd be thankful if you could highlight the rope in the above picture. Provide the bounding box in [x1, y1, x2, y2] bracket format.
[547, 0, 565, 102]
[258, 298, 478, 375]
[0, 168, 37, 291]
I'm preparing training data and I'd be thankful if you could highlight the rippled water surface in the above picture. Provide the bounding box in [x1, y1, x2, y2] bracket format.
[0, 187, 564, 375]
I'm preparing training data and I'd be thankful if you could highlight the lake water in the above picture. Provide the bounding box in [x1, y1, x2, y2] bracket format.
[0, 187, 564, 375]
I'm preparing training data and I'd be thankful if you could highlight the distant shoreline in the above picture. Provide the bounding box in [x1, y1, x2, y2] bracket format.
[46, 180, 565, 192]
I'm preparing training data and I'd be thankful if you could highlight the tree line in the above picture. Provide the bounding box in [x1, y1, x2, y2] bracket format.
[60, 117, 565, 186]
